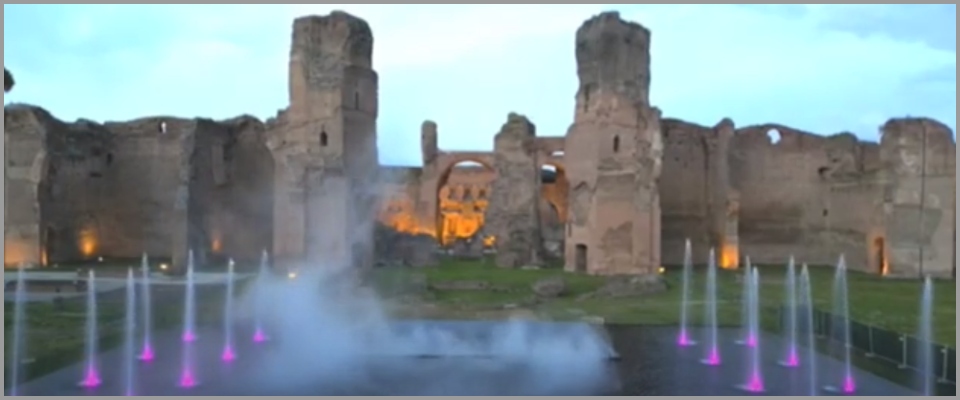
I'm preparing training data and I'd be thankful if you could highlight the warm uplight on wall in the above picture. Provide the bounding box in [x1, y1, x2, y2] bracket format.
[720, 244, 739, 270]
[211, 237, 222, 253]
[80, 239, 97, 258]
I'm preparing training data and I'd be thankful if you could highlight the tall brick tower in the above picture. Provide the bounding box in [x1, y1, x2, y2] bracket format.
[563, 12, 663, 275]
[271, 11, 379, 269]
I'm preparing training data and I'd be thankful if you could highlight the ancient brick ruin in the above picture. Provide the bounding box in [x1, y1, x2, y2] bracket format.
[4, 11, 956, 278]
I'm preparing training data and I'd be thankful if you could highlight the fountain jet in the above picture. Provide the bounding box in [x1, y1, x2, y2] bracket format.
[700, 248, 721, 365]
[918, 276, 935, 396]
[677, 239, 697, 347]
[179, 251, 199, 388]
[221, 259, 238, 362]
[778, 257, 800, 368]
[823, 255, 856, 394]
[138, 254, 155, 361]
[736, 267, 765, 393]
[253, 250, 270, 343]
[78, 270, 102, 388]
[122, 269, 137, 396]
[799, 264, 818, 396]
[735, 258, 757, 347]
[8, 264, 28, 396]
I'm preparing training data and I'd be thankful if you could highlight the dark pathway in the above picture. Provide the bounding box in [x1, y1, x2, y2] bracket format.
[12, 322, 917, 396]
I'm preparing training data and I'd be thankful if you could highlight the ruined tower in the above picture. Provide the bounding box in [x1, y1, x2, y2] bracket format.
[563, 12, 663, 275]
[270, 12, 379, 269]
[487, 113, 543, 268]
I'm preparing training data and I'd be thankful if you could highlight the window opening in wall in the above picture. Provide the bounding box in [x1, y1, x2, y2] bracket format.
[354, 92, 360, 110]
[822, 209, 829, 217]
[159, 121, 167, 134]
[89, 172, 103, 178]
[575, 244, 588, 273]
[320, 130, 328, 147]
[767, 128, 782, 145]
[105, 153, 113, 166]
[613, 135, 620, 153]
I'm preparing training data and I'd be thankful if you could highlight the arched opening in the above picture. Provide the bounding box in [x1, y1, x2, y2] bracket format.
[436, 160, 495, 247]
[320, 130, 328, 147]
[613, 136, 620, 153]
[874, 236, 888, 276]
[159, 121, 167, 134]
[551, 150, 565, 157]
[767, 128, 782, 145]
[540, 163, 569, 224]
[575, 244, 588, 273]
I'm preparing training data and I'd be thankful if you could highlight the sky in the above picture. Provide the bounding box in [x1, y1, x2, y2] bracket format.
[3, 4, 956, 166]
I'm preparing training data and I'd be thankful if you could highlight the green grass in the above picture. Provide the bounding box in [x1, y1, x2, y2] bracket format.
[382, 258, 955, 347]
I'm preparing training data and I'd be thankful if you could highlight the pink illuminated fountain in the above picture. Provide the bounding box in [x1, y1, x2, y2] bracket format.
[823, 256, 856, 394]
[253, 250, 271, 343]
[221, 259, 238, 362]
[735, 267, 765, 393]
[778, 257, 800, 368]
[676, 240, 697, 347]
[78, 270, 102, 388]
[138, 254, 155, 362]
[735, 258, 757, 347]
[178, 252, 199, 388]
[700, 248, 721, 366]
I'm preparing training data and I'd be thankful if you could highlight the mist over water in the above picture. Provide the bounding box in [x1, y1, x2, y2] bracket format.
[237, 263, 614, 395]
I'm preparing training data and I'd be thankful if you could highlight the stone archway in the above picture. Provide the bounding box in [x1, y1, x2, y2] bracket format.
[427, 152, 495, 243]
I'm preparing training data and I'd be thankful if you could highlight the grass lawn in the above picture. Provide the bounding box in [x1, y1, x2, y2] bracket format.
[385, 258, 955, 347]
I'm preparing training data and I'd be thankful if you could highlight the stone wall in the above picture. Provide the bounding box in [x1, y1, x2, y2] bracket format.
[729, 124, 886, 271]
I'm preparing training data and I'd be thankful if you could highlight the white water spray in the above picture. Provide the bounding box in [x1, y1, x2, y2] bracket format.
[79, 270, 102, 388]
[8, 264, 28, 395]
[221, 259, 238, 362]
[700, 248, 720, 365]
[799, 264, 818, 396]
[677, 239, 696, 346]
[138, 254, 154, 361]
[122, 268, 137, 395]
[779, 256, 800, 367]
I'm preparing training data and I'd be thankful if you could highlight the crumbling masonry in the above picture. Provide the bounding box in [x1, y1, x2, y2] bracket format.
[5, 11, 956, 278]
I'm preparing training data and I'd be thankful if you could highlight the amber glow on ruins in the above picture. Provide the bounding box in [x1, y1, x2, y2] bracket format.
[719, 244, 739, 270]
[79, 230, 98, 258]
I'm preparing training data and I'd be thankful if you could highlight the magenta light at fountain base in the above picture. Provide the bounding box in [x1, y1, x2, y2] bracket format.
[676, 330, 697, 347]
[179, 370, 198, 388]
[735, 373, 765, 393]
[182, 331, 197, 343]
[778, 347, 800, 367]
[221, 346, 237, 362]
[138, 345, 155, 361]
[843, 375, 857, 393]
[700, 347, 722, 366]
[78, 367, 102, 388]
[253, 328, 268, 343]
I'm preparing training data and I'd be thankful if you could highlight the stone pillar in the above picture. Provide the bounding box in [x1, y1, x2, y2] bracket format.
[487, 113, 542, 268]
[3, 107, 47, 267]
[711, 118, 739, 268]
[171, 122, 198, 272]
[879, 118, 956, 278]
[563, 11, 662, 275]
[271, 11, 379, 270]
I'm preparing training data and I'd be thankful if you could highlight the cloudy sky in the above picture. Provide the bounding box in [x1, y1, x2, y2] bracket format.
[4, 4, 956, 166]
